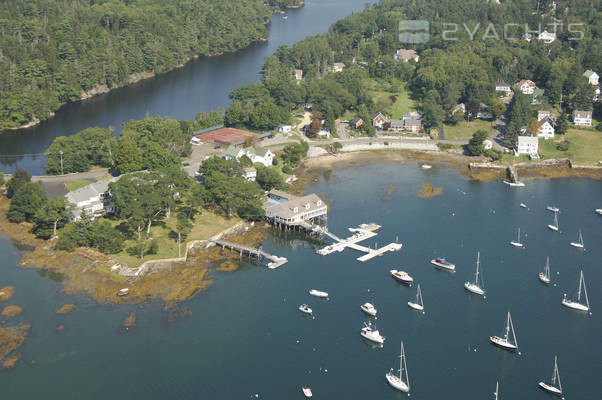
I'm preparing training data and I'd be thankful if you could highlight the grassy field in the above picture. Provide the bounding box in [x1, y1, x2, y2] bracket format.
[113, 211, 239, 268]
[442, 120, 496, 141]
[64, 179, 92, 191]
[539, 128, 602, 165]
[365, 79, 415, 119]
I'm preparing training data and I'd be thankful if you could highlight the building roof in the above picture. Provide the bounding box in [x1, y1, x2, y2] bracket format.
[517, 136, 539, 145]
[496, 82, 511, 88]
[373, 112, 386, 120]
[264, 192, 325, 219]
[583, 70, 598, 78]
[243, 167, 256, 174]
[515, 79, 535, 88]
[195, 127, 258, 146]
[395, 49, 419, 61]
[253, 147, 271, 157]
[352, 117, 363, 125]
[333, 62, 346, 69]
[389, 119, 404, 128]
[573, 110, 592, 118]
[224, 145, 242, 158]
[65, 177, 119, 205]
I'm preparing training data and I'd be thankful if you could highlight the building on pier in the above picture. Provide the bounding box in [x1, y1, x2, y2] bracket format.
[263, 189, 327, 228]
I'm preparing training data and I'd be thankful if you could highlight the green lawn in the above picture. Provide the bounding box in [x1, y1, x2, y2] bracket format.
[539, 128, 602, 165]
[443, 120, 495, 141]
[365, 78, 416, 119]
[65, 179, 92, 191]
[112, 211, 239, 268]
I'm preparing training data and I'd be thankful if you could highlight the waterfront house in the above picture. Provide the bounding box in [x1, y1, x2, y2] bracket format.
[372, 112, 388, 129]
[402, 112, 423, 132]
[389, 119, 405, 132]
[294, 69, 303, 81]
[538, 30, 556, 43]
[515, 79, 536, 95]
[65, 177, 119, 221]
[264, 189, 327, 227]
[573, 110, 592, 127]
[583, 70, 599, 86]
[243, 167, 257, 182]
[534, 118, 555, 140]
[351, 117, 364, 129]
[277, 124, 292, 133]
[224, 146, 274, 166]
[515, 136, 539, 156]
[495, 82, 512, 94]
[394, 49, 420, 62]
[333, 63, 346, 73]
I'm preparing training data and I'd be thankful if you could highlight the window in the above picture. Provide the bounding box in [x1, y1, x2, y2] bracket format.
[305, 203, 310, 209]
[316, 201, 322, 206]
[293, 207, 298, 213]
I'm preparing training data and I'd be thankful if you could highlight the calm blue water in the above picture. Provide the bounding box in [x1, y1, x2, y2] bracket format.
[1, 162, 601, 399]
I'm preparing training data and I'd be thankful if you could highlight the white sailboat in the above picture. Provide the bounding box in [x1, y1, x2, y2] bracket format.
[490, 311, 518, 352]
[464, 251, 485, 296]
[493, 381, 499, 400]
[538, 356, 563, 396]
[408, 284, 424, 312]
[547, 212, 559, 232]
[510, 228, 524, 247]
[569, 230, 584, 249]
[385, 340, 410, 393]
[539, 256, 551, 284]
[561, 270, 590, 312]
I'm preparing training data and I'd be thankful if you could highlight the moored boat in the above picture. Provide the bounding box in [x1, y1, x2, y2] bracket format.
[117, 288, 129, 297]
[546, 205, 560, 213]
[309, 289, 328, 298]
[569, 230, 584, 249]
[539, 256, 551, 284]
[464, 251, 485, 296]
[547, 212, 559, 232]
[596, 208, 602, 216]
[421, 164, 432, 169]
[360, 322, 385, 344]
[385, 341, 410, 393]
[390, 269, 413, 284]
[538, 356, 563, 396]
[503, 180, 525, 187]
[520, 203, 527, 208]
[298, 304, 313, 315]
[510, 228, 523, 248]
[561, 270, 590, 312]
[490, 311, 518, 352]
[360, 302, 377, 317]
[430, 258, 455, 271]
[302, 387, 312, 398]
[407, 284, 424, 312]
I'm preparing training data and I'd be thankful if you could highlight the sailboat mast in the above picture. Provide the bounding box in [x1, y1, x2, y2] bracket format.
[509, 313, 518, 349]
[545, 257, 550, 279]
[475, 252, 480, 284]
[577, 271, 583, 302]
[517, 228, 520, 242]
[401, 341, 410, 390]
[494, 381, 499, 400]
[504, 312, 510, 340]
[581, 271, 589, 308]
[551, 356, 558, 386]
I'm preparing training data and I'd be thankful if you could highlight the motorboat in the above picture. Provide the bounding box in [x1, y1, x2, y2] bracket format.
[302, 387, 312, 398]
[309, 289, 328, 298]
[360, 322, 385, 344]
[596, 208, 602, 216]
[360, 302, 377, 317]
[464, 252, 485, 296]
[503, 180, 525, 187]
[421, 164, 432, 169]
[546, 205, 560, 213]
[430, 258, 455, 271]
[298, 304, 313, 315]
[385, 341, 410, 393]
[390, 269, 413, 285]
[489, 311, 518, 352]
[520, 203, 527, 208]
[117, 288, 129, 297]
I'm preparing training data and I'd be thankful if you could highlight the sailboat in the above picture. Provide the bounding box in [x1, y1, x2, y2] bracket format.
[561, 270, 590, 312]
[547, 212, 559, 232]
[538, 356, 563, 396]
[385, 340, 410, 393]
[510, 228, 523, 247]
[539, 256, 551, 284]
[493, 381, 499, 400]
[407, 284, 424, 312]
[490, 311, 518, 351]
[464, 251, 485, 296]
[569, 230, 584, 249]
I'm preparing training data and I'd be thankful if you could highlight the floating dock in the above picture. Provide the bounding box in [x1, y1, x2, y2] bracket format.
[209, 239, 288, 269]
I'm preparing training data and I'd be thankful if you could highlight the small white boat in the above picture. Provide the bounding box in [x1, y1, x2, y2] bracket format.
[520, 203, 527, 208]
[464, 251, 485, 296]
[421, 164, 432, 169]
[547, 212, 559, 232]
[360, 322, 385, 344]
[309, 289, 328, 298]
[503, 180, 525, 187]
[430, 257, 455, 271]
[360, 302, 377, 317]
[302, 387, 312, 398]
[407, 284, 424, 312]
[539, 256, 551, 284]
[510, 228, 523, 248]
[569, 230, 584, 249]
[561, 270, 590, 312]
[490, 311, 518, 352]
[117, 288, 129, 297]
[385, 340, 410, 393]
[493, 381, 500, 400]
[298, 304, 313, 315]
[546, 205, 560, 213]
[596, 208, 602, 216]
[282, 15, 288, 20]
[538, 356, 563, 396]
[390, 269, 413, 285]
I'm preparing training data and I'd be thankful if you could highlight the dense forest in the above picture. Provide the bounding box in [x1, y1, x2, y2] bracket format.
[0, 0, 273, 130]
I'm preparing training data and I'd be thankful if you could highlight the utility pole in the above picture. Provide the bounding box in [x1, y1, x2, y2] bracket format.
[59, 150, 64, 175]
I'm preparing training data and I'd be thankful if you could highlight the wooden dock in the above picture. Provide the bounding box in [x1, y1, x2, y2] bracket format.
[209, 239, 288, 269]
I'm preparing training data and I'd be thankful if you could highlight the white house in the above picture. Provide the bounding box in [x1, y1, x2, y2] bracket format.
[394, 49, 419, 62]
[277, 124, 292, 133]
[483, 139, 493, 150]
[495, 82, 512, 94]
[476, 103, 493, 119]
[515, 79, 536, 95]
[583, 70, 599, 86]
[264, 190, 327, 226]
[316, 129, 331, 138]
[224, 146, 274, 166]
[372, 112, 388, 129]
[294, 69, 303, 81]
[535, 118, 555, 140]
[65, 177, 119, 221]
[515, 136, 539, 156]
[538, 30, 556, 43]
[242, 167, 257, 182]
[333, 63, 346, 73]
[537, 110, 554, 122]
[573, 110, 592, 127]
[452, 103, 466, 115]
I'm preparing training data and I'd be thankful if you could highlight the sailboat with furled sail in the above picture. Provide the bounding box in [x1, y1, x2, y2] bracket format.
[490, 311, 518, 352]
[539, 256, 551, 284]
[408, 284, 424, 313]
[569, 230, 584, 249]
[385, 340, 410, 393]
[547, 212, 559, 232]
[538, 356, 563, 396]
[493, 381, 499, 400]
[510, 228, 523, 248]
[561, 270, 590, 312]
[464, 251, 485, 296]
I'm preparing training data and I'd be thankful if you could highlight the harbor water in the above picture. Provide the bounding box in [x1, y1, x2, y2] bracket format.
[1, 161, 601, 399]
